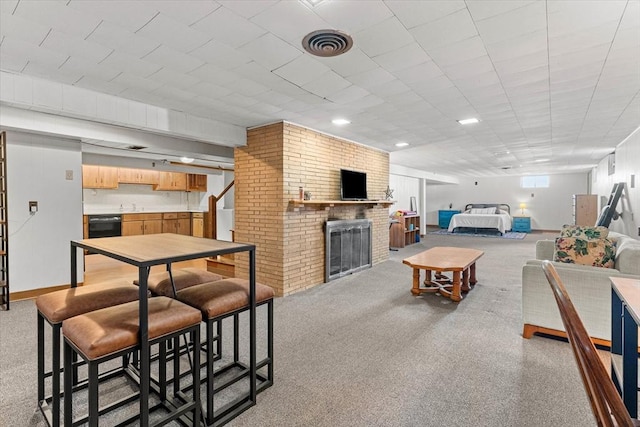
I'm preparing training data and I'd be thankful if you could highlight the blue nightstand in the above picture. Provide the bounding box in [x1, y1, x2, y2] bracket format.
[438, 210, 461, 228]
[512, 216, 531, 233]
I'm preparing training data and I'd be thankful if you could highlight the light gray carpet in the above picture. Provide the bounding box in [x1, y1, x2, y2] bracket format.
[0, 231, 596, 426]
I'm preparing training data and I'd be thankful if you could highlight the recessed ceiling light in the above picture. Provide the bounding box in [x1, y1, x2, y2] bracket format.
[534, 158, 550, 163]
[395, 142, 409, 147]
[180, 156, 194, 164]
[332, 118, 350, 125]
[457, 118, 479, 125]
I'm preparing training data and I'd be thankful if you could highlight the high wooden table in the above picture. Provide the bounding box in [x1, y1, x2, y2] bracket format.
[403, 247, 484, 302]
[610, 277, 640, 418]
[70, 233, 257, 426]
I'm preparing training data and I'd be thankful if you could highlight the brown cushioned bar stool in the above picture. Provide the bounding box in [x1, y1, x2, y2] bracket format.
[134, 267, 224, 297]
[176, 278, 274, 426]
[36, 281, 141, 427]
[63, 296, 202, 427]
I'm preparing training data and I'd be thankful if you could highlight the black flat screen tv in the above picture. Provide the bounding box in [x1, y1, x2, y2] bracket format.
[340, 169, 367, 201]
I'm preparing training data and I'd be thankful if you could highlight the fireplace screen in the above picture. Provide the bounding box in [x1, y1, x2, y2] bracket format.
[325, 219, 372, 282]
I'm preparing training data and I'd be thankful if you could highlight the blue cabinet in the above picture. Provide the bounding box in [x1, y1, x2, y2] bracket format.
[512, 216, 531, 233]
[438, 210, 461, 229]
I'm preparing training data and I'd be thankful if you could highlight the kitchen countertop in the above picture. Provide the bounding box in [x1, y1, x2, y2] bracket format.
[84, 209, 205, 215]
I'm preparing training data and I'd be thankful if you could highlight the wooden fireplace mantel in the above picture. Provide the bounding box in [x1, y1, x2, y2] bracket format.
[289, 200, 395, 209]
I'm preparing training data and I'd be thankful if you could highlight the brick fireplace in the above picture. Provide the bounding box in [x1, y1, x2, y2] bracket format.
[234, 121, 390, 296]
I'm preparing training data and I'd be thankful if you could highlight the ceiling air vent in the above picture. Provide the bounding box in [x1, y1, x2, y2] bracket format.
[302, 29, 353, 57]
[126, 145, 147, 150]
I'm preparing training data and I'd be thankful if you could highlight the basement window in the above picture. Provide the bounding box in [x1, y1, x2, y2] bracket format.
[521, 175, 549, 188]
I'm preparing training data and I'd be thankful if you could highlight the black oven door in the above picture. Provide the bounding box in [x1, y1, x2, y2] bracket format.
[88, 215, 122, 238]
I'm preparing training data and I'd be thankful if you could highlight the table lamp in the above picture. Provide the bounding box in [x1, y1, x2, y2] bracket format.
[519, 202, 526, 215]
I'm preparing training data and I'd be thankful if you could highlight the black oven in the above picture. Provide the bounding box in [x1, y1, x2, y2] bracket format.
[88, 215, 122, 238]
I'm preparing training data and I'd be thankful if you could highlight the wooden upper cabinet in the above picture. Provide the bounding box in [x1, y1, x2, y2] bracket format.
[156, 172, 187, 191]
[187, 174, 207, 192]
[82, 165, 118, 189]
[118, 168, 159, 185]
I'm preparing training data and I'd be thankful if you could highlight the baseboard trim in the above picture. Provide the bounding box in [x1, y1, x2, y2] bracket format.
[10, 282, 85, 302]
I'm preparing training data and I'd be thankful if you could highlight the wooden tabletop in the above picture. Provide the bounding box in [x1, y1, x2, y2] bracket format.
[611, 277, 640, 325]
[73, 233, 253, 267]
[402, 246, 484, 271]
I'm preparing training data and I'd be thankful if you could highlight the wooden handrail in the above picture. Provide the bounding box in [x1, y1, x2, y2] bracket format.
[541, 261, 637, 427]
[205, 179, 234, 239]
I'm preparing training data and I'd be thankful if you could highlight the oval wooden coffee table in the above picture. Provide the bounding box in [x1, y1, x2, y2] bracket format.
[402, 247, 484, 302]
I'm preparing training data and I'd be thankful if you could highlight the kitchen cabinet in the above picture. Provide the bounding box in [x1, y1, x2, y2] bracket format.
[118, 168, 159, 185]
[156, 172, 187, 191]
[122, 213, 163, 236]
[192, 212, 204, 237]
[82, 165, 118, 189]
[187, 174, 207, 192]
[163, 212, 191, 235]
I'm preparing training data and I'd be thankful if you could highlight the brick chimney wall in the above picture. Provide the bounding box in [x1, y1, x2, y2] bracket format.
[234, 122, 390, 296]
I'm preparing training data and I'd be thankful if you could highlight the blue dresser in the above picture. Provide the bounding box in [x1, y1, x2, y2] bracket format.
[438, 210, 461, 229]
[512, 216, 531, 233]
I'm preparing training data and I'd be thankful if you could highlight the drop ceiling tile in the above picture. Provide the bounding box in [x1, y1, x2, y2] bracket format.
[548, 0, 627, 37]
[411, 8, 477, 51]
[474, 2, 546, 45]
[188, 64, 239, 86]
[372, 42, 431, 73]
[119, 87, 165, 106]
[15, 0, 101, 38]
[325, 85, 370, 104]
[548, 22, 618, 58]
[302, 71, 352, 98]
[466, 1, 538, 21]
[111, 72, 163, 93]
[428, 36, 488, 68]
[74, 76, 127, 96]
[356, 17, 415, 57]
[59, 57, 121, 82]
[0, 11, 51, 45]
[485, 29, 547, 63]
[386, 0, 466, 29]
[272, 54, 330, 87]
[0, 51, 28, 72]
[66, 0, 157, 33]
[252, 90, 293, 107]
[394, 61, 443, 83]
[250, 1, 329, 43]
[86, 21, 160, 58]
[229, 78, 270, 97]
[493, 50, 548, 76]
[100, 52, 162, 78]
[190, 6, 266, 49]
[319, 48, 380, 78]
[442, 55, 494, 80]
[41, 30, 112, 63]
[238, 33, 303, 71]
[153, 85, 198, 102]
[312, 0, 392, 34]
[189, 40, 252, 70]
[345, 67, 396, 89]
[135, 13, 210, 53]
[142, 45, 204, 74]
[147, 68, 199, 90]
[153, 1, 221, 26]
[1, 37, 68, 68]
[187, 82, 233, 99]
[217, 0, 277, 19]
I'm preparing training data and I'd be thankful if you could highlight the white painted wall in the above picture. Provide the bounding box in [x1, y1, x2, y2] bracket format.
[7, 131, 83, 292]
[591, 127, 640, 239]
[424, 173, 589, 230]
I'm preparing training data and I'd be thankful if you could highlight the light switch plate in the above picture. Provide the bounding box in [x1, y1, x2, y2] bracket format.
[65, 170, 73, 180]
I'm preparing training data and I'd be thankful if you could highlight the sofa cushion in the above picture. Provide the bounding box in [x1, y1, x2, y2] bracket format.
[614, 237, 640, 275]
[560, 224, 609, 240]
[553, 237, 616, 268]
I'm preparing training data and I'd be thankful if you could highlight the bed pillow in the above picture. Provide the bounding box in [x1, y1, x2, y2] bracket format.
[498, 209, 509, 215]
[560, 224, 609, 240]
[553, 237, 616, 268]
[470, 207, 496, 214]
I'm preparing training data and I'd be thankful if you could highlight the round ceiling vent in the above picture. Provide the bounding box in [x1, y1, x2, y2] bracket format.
[302, 29, 353, 57]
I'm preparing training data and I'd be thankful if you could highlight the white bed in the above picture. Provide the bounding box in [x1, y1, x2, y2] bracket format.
[447, 204, 512, 235]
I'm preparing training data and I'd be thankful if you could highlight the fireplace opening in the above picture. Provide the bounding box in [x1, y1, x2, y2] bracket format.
[325, 219, 372, 282]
